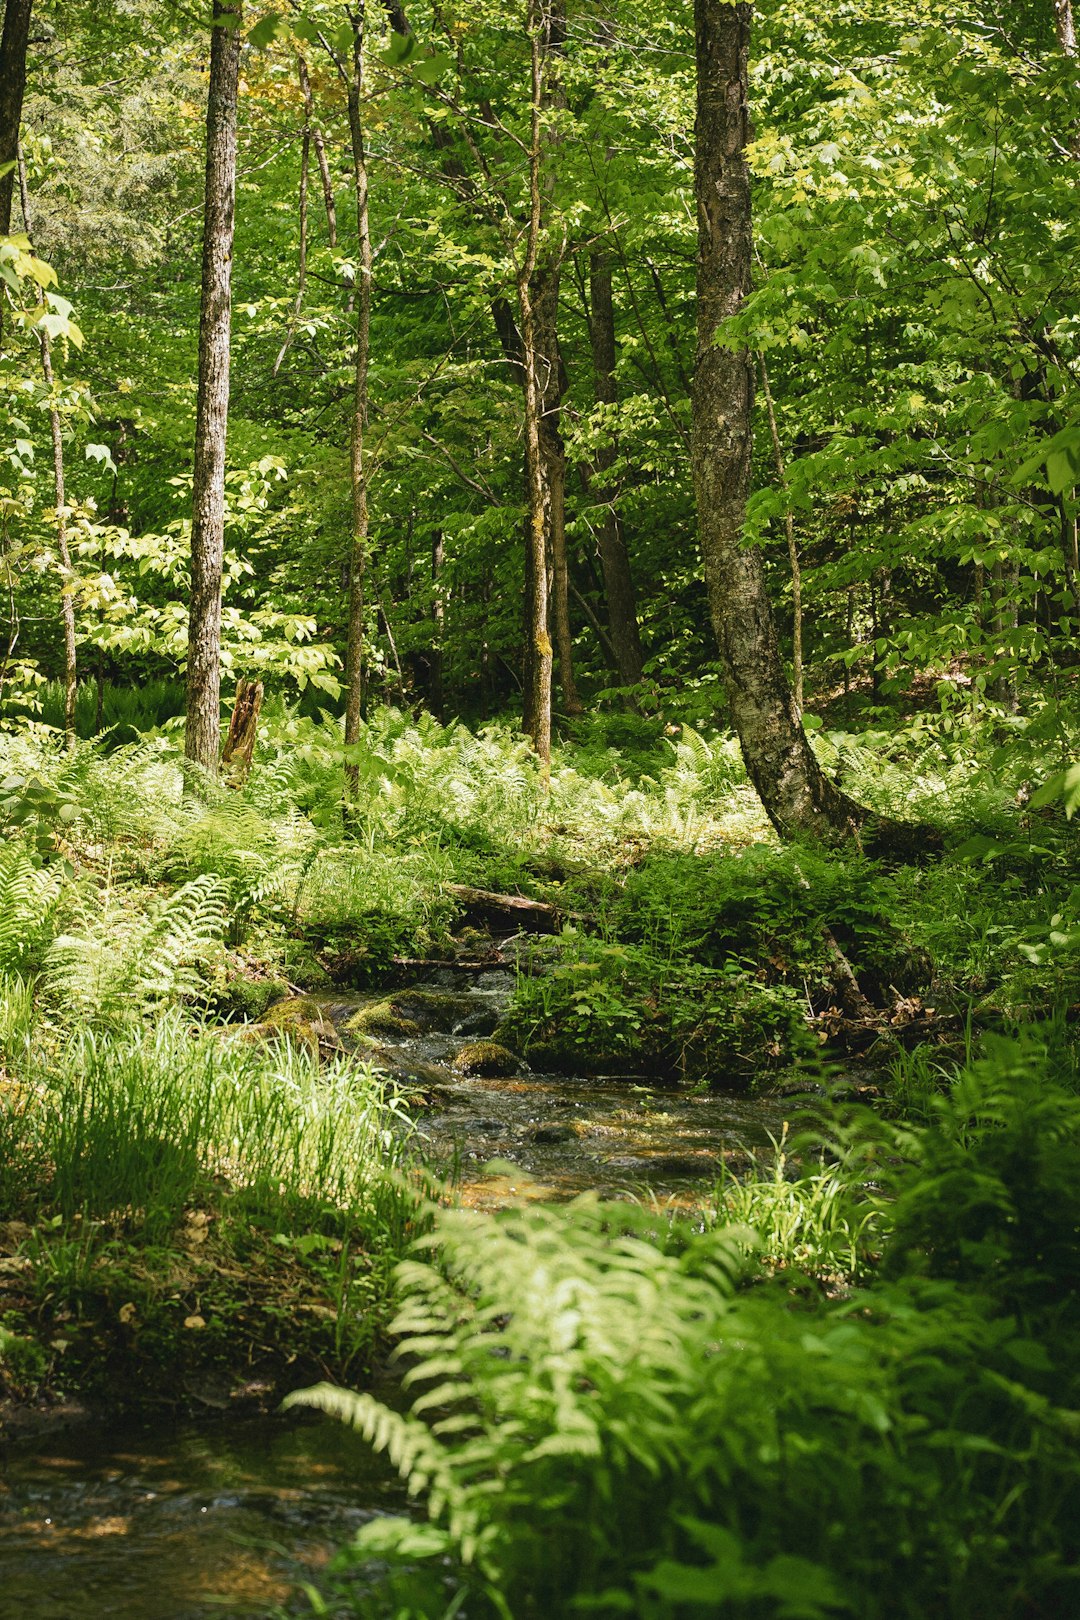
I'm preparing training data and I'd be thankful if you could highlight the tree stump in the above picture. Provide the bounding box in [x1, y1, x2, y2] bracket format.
[221, 676, 263, 784]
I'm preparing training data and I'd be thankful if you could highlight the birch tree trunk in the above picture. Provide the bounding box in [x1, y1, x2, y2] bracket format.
[343, 7, 373, 795]
[185, 0, 241, 773]
[692, 0, 876, 847]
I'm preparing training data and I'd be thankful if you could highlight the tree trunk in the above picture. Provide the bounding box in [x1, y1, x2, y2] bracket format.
[430, 527, 444, 719]
[18, 148, 75, 745]
[588, 251, 644, 689]
[0, 0, 31, 238]
[185, 0, 241, 773]
[535, 259, 581, 715]
[343, 11, 372, 795]
[691, 0, 874, 847]
[758, 351, 802, 712]
[298, 51, 337, 248]
[517, 0, 556, 770]
[221, 676, 263, 783]
[273, 55, 311, 377]
[1055, 0, 1077, 55]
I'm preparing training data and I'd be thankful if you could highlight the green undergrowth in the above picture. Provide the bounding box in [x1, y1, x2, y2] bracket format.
[292, 1032, 1080, 1620]
[0, 989, 425, 1406]
[1, 693, 1078, 1419]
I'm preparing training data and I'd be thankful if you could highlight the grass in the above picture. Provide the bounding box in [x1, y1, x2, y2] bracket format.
[0, 981, 424, 1400]
[1, 688, 1079, 1420]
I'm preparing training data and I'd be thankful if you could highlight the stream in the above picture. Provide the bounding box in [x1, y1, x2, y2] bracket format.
[324, 953, 788, 1206]
[1, 945, 789, 1616]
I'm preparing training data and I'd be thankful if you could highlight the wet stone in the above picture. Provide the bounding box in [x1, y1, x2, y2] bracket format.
[528, 1121, 582, 1146]
[453, 1041, 520, 1078]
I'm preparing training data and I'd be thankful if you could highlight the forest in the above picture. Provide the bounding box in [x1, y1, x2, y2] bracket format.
[1, 0, 1079, 1615]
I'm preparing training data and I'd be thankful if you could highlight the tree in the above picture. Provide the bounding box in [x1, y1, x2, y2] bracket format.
[342, 5, 373, 794]
[0, 0, 32, 239]
[690, 0, 881, 846]
[185, 0, 242, 773]
[586, 250, 644, 691]
[17, 150, 76, 745]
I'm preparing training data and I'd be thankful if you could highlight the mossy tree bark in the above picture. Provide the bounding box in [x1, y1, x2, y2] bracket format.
[692, 0, 876, 847]
[185, 0, 241, 773]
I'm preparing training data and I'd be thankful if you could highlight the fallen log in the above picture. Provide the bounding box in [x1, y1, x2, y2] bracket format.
[446, 883, 562, 934]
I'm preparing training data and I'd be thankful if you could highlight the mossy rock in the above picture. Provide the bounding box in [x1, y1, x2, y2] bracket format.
[345, 1000, 421, 1039]
[387, 989, 476, 1032]
[255, 996, 341, 1057]
[453, 1040, 519, 1078]
[220, 975, 289, 1021]
[527, 1120, 584, 1145]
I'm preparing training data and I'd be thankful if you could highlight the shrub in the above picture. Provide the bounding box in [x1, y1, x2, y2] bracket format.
[292, 1036, 1080, 1619]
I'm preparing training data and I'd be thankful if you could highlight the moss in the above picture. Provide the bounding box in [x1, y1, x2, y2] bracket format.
[453, 1040, 519, 1078]
[345, 1000, 421, 1039]
[387, 989, 475, 1031]
[219, 975, 289, 1021]
[255, 996, 340, 1057]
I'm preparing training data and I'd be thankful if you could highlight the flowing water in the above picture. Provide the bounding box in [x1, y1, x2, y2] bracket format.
[0, 1411, 401, 1618]
[322, 957, 789, 1208]
[0, 947, 789, 1616]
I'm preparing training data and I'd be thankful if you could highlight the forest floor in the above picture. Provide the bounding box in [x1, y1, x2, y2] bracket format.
[1, 695, 1077, 1417]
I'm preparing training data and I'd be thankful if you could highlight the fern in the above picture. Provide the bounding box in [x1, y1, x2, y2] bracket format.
[0, 842, 62, 974]
[45, 873, 229, 1022]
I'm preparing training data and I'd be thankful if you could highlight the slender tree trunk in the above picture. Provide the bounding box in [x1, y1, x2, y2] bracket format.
[1055, 0, 1077, 54]
[298, 51, 338, 249]
[430, 527, 444, 719]
[692, 0, 877, 847]
[588, 251, 644, 689]
[518, 0, 555, 769]
[758, 351, 802, 712]
[185, 0, 241, 772]
[0, 0, 31, 239]
[535, 260, 580, 715]
[273, 57, 310, 376]
[343, 9, 372, 794]
[18, 148, 75, 745]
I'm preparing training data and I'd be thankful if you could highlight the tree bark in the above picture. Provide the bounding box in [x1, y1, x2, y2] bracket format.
[185, 0, 241, 773]
[273, 54, 311, 376]
[430, 526, 444, 719]
[692, 0, 874, 847]
[343, 7, 372, 795]
[517, 0, 556, 769]
[758, 350, 802, 713]
[298, 51, 337, 248]
[18, 147, 76, 745]
[1055, 0, 1077, 55]
[221, 676, 263, 782]
[588, 250, 644, 688]
[0, 0, 31, 239]
[535, 259, 580, 715]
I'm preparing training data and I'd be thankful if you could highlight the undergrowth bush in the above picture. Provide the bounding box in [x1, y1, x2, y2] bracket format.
[293, 1034, 1080, 1620]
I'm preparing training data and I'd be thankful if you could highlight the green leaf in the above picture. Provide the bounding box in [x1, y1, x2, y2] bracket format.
[248, 11, 287, 48]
